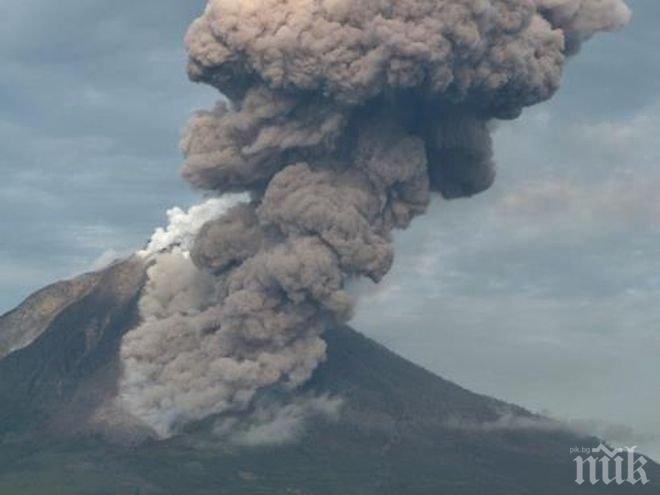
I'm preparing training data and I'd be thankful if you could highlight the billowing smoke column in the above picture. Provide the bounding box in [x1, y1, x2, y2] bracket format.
[118, 0, 630, 437]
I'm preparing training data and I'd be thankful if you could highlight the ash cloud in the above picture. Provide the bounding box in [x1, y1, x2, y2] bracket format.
[213, 394, 343, 446]
[537, 0, 631, 54]
[117, 0, 630, 437]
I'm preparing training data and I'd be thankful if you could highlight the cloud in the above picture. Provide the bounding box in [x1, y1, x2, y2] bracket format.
[492, 174, 660, 240]
[445, 412, 565, 433]
[353, 92, 660, 463]
[568, 418, 660, 450]
[89, 248, 134, 271]
[445, 411, 660, 462]
[213, 395, 343, 447]
[0, 1, 211, 312]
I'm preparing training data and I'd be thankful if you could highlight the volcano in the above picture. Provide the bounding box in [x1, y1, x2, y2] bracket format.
[0, 259, 656, 494]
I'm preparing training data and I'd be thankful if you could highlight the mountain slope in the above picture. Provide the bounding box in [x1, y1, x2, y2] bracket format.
[0, 258, 145, 436]
[0, 262, 657, 494]
[0, 271, 101, 361]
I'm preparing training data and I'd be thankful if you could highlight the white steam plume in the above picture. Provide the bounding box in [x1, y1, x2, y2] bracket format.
[139, 195, 246, 258]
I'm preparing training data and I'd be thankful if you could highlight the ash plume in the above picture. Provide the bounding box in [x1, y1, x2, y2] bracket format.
[118, 0, 630, 437]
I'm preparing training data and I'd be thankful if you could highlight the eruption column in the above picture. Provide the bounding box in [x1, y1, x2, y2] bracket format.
[118, 0, 630, 437]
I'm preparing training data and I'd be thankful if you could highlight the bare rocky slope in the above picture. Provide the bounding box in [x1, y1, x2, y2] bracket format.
[0, 261, 657, 494]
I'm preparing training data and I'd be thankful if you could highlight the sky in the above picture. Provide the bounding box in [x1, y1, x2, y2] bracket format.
[1, 0, 659, 459]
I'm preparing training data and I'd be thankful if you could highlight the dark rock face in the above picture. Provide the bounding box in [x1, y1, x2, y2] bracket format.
[0, 261, 657, 494]
[0, 271, 101, 360]
[0, 258, 146, 436]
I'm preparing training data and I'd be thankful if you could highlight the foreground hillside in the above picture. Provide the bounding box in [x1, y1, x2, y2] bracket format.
[0, 261, 657, 494]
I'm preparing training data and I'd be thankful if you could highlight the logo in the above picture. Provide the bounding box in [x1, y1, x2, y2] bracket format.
[572, 444, 650, 485]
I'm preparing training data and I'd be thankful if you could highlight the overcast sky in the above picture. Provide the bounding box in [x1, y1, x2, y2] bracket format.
[1, 1, 659, 459]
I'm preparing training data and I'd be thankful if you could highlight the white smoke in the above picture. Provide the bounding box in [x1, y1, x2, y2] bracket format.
[138, 195, 246, 258]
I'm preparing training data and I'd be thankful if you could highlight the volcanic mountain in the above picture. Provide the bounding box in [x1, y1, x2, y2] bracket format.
[0, 259, 657, 494]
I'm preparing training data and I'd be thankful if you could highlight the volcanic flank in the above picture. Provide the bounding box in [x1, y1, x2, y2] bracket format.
[3, 261, 660, 494]
[115, 0, 631, 437]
